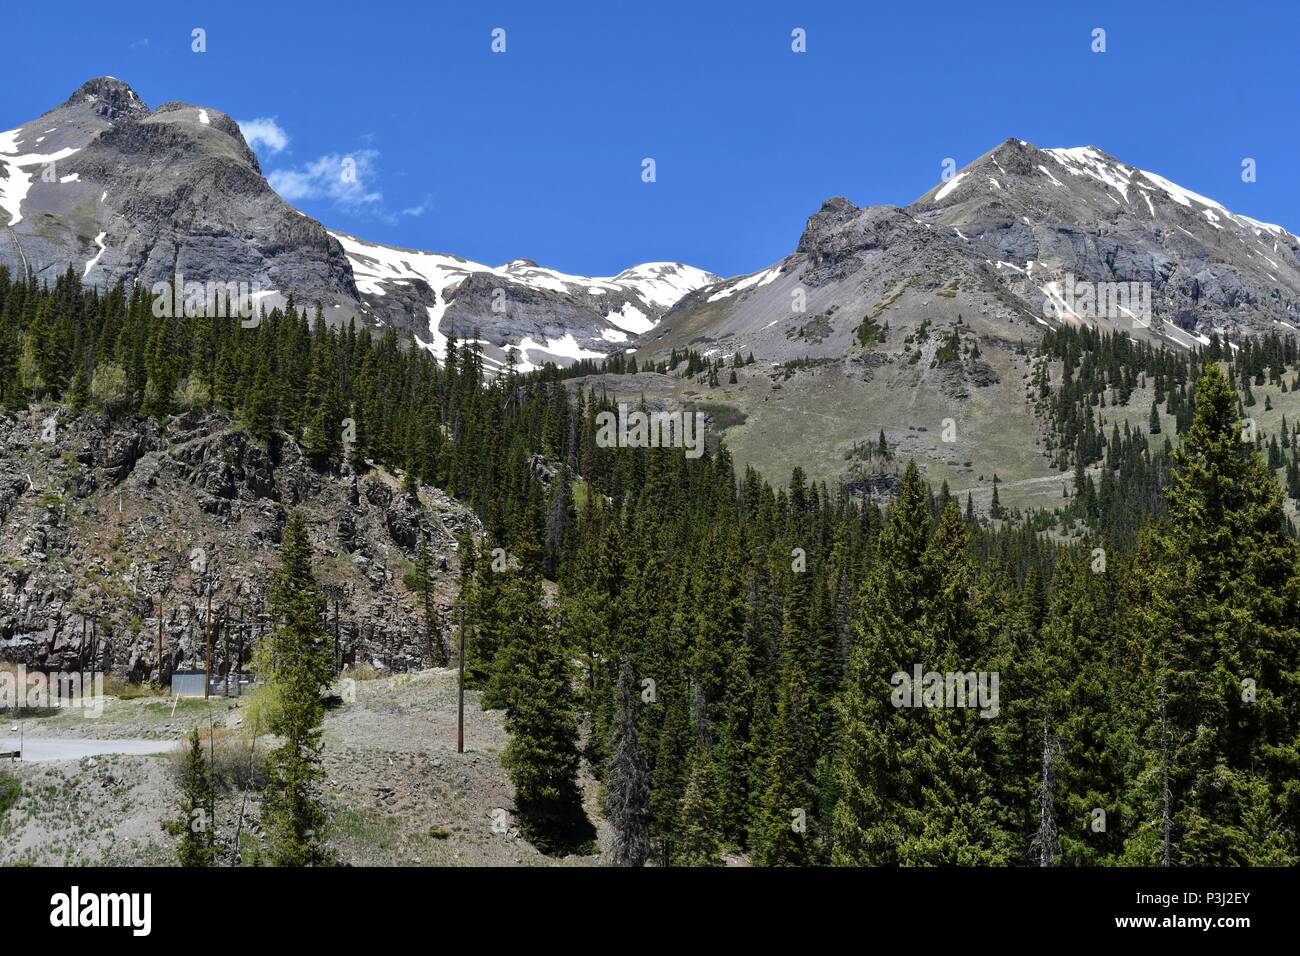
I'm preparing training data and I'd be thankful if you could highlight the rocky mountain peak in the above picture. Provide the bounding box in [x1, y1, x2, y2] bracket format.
[796, 196, 862, 249]
[980, 137, 1043, 175]
[795, 198, 916, 282]
[60, 76, 150, 122]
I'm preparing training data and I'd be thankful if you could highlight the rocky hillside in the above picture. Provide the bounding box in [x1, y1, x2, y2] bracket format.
[609, 138, 1300, 500]
[911, 139, 1300, 344]
[0, 407, 479, 681]
[645, 138, 1300, 366]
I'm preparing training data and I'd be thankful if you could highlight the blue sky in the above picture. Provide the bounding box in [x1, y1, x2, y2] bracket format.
[4, 0, 1298, 278]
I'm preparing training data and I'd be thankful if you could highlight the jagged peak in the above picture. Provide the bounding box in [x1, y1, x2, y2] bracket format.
[61, 76, 149, 120]
[795, 196, 863, 251]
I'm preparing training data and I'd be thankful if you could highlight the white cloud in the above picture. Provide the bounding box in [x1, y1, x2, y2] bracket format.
[238, 117, 290, 155]
[268, 150, 382, 210]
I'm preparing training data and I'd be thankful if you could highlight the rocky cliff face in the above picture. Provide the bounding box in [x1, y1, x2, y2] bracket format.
[1, 77, 718, 365]
[644, 138, 1300, 366]
[0, 409, 479, 681]
[909, 139, 1300, 344]
[0, 78, 364, 325]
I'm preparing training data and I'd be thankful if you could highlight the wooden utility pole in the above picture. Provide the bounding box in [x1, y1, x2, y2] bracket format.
[235, 604, 246, 695]
[222, 607, 231, 697]
[457, 604, 466, 754]
[204, 584, 212, 700]
[156, 594, 164, 689]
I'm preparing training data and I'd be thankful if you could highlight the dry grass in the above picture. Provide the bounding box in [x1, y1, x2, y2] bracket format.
[165, 730, 268, 792]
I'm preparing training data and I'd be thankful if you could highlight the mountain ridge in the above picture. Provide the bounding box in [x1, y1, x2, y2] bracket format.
[6, 78, 1300, 375]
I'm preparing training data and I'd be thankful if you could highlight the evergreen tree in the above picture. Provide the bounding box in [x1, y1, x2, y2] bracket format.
[414, 536, 446, 666]
[752, 660, 818, 865]
[897, 503, 1007, 865]
[831, 461, 931, 865]
[500, 600, 591, 854]
[1124, 363, 1300, 865]
[257, 512, 334, 866]
[167, 727, 216, 867]
[676, 744, 724, 866]
[604, 656, 651, 867]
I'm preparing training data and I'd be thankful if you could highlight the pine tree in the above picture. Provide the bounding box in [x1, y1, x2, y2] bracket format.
[303, 385, 344, 466]
[257, 512, 334, 866]
[649, 678, 692, 864]
[244, 352, 277, 443]
[1124, 362, 1300, 865]
[604, 656, 651, 867]
[500, 599, 591, 854]
[414, 536, 446, 666]
[676, 744, 724, 866]
[752, 659, 818, 865]
[831, 460, 931, 865]
[167, 727, 216, 866]
[68, 361, 90, 413]
[897, 502, 1007, 865]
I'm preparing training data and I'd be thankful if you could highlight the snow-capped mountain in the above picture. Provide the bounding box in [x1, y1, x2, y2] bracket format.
[0, 77, 359, 320]
[332, 231, 717, 370]
[646, 138, 1300, 365]
[0, 77, 717, 370]
[910, 139, 1300, 346]
[5, 81, 1300, 372]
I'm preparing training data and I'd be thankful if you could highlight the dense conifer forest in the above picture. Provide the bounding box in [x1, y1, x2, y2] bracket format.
[2, 266, 1298, 866]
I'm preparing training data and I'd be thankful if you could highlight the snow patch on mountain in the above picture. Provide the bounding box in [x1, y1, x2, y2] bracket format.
[333, 230, 718, 367]
[333, 232, 714, 312]
[609, 262, 720, 311]
[1046, 146, 1131, 202]
[83, 232, 106, 278]
[934, 171, 968, 202]
[0, 127, 82, 226]
[604, 301, 653, 335]
[706, 265, 782, 302]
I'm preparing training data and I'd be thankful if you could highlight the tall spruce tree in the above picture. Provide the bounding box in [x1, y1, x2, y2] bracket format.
[167, 727, 216, 867]
[831, 460, 932, 865]
[1124, 362, 1300, 865]
[604, 656, 651, 867]
[752, 659, 818, 865]
[677, 743, 724, 866]
[257, 512, 334, 866]
[500, 594, 591, 854]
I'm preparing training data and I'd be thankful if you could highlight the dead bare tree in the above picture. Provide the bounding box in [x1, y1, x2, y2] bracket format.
[1159, 674, 1173, 867]
[229, 731, 259, 866]
[1032, 715, 1060, 867]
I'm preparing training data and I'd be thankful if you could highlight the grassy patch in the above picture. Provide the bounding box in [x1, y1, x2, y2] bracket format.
[100, 675, 168, 699]
[0, 769, 20, 826]
[687, 401, 748, 432]
[571, 476, 590, 512]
